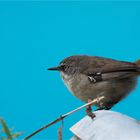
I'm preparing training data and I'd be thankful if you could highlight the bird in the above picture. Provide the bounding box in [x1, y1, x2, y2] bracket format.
[48, 55, 140, 118]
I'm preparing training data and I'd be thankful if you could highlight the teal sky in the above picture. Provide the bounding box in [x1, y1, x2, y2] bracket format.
[0, 1, 140, 139]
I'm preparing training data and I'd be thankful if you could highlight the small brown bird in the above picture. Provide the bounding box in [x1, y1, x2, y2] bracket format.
[48, 55, 140, 118]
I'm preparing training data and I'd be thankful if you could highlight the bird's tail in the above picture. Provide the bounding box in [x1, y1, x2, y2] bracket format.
[135, 59, 140, 73]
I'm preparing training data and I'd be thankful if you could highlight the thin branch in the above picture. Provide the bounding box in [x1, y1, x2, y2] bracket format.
[24, 96, 104, 140]
[58, 126, 63, 140]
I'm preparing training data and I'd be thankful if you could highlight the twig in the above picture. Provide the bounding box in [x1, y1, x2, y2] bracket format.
[24, 96, 104, 140]
[58, 126, 63, 140]
[58, 118, 63, 140]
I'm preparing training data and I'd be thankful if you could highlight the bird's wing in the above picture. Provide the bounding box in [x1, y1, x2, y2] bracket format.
[81, 57, 139, 83]
[87, 70, 138, 83]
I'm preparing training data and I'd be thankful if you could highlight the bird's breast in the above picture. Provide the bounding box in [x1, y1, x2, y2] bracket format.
[60, 72, 75, 93]
[60, 72, 106, 101]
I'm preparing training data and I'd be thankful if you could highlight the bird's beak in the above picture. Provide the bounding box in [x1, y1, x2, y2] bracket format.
[47, 66, 61, 71]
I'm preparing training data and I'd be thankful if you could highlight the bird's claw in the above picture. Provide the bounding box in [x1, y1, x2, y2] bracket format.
[86, 110, 96, 119]
[86, 99, 96, 119]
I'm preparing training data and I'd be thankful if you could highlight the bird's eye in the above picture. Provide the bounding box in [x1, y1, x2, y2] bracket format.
[60, 65, 67, 71]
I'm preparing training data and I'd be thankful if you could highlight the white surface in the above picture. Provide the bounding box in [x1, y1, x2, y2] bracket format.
[70, 110, 140, 140]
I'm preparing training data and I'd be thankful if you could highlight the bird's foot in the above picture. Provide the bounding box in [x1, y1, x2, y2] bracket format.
[86, 108, 96, 119]
[95, 106, 112, 111]
[86, 99, 96, 119]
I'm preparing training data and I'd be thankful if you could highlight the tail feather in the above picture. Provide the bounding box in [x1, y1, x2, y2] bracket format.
[135, 59, 140, 72]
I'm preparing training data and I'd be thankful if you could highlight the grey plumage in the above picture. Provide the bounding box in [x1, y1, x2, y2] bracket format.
[48, 55, 140, 109]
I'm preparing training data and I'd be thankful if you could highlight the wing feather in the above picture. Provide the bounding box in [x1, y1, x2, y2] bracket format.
[81, 56, 139, 82]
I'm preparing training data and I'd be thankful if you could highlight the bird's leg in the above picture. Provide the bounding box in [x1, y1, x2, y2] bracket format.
[86, 99, 96, 119]
[105, 106, 112, 110]
[95, 106, 113, 111]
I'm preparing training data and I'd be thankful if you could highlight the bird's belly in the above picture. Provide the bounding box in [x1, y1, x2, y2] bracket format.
[62, 73, 137, 107]
[70, 79, 114, 105]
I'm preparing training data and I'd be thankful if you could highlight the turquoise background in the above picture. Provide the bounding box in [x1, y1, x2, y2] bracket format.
[0, 1, 140, 139]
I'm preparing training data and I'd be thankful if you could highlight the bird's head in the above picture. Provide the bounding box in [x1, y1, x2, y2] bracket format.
[48, 55, 88, 75]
